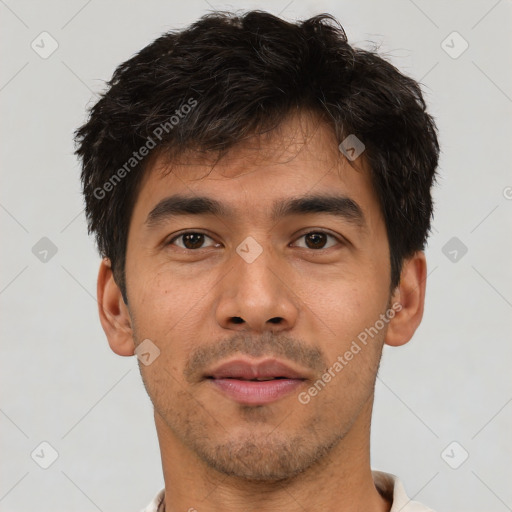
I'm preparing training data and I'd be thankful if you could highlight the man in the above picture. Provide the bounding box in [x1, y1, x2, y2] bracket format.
[74, 10, 439, 512]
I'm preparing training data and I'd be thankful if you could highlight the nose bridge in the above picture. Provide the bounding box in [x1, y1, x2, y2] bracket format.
[215, 236, 299, 332]
[236, 240, 279, 300]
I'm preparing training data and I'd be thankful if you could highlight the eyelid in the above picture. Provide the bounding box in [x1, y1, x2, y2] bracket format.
[167, 230, 217, 249]
[166, 229, 346, 250]
[291, 229, 344, 249]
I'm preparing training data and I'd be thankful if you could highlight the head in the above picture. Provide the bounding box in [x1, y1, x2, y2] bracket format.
[75, 11, 439, 482]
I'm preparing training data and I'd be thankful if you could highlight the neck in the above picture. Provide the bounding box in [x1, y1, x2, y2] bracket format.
[154, 396, 391, 512]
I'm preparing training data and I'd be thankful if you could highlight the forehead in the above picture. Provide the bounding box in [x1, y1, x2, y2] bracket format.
[131, 112, 383, 228]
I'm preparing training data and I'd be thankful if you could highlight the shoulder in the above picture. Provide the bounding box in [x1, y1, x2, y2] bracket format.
[372, 470, 436, 512]
[139, 488, 165, 512]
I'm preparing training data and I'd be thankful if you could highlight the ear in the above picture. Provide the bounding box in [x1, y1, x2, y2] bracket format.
[97, 258, 135, 356]
[385, 251, 427, 347]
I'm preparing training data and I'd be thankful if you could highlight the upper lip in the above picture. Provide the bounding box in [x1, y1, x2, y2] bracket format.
[205, 358, 307, 380]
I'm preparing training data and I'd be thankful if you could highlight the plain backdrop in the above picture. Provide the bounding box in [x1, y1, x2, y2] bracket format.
[1, 0, 511, 511]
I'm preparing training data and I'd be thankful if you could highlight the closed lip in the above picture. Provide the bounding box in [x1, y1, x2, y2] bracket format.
[205, 358, 308, 381]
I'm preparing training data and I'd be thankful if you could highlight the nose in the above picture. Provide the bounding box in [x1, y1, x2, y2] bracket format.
[214, 243, 299, 333]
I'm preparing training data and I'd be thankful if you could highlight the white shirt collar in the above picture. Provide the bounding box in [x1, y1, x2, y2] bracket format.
[141, 471, 435, 512]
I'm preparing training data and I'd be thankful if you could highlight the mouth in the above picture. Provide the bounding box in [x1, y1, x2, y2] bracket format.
[204, 358, 308, 405]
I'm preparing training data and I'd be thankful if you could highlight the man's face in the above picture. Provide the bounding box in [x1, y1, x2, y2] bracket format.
[124, 113, 393, 481]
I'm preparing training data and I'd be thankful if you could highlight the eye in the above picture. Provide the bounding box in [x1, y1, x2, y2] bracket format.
[168, 232, 218, 250]
[292, 231, 341, 250]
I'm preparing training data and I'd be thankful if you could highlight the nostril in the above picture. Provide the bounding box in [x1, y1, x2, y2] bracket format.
[231, 317, 244, 324]
[268, 317, 283, 324]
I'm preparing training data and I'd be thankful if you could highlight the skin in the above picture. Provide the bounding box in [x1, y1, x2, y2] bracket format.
[98, 111, 426, 512]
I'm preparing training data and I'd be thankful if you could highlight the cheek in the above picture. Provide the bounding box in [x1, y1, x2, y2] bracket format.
[301, 274, 390, 392]
[305, 268, 388, 332]
[129, 264, 207, 331]
[128, 266, 223, 378]
[305, 287, 387, 416]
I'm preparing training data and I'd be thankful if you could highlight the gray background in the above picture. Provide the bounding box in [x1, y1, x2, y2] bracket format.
[1, 0, 511, 510]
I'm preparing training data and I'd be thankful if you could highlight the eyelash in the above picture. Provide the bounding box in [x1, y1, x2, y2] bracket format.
[167, 230, 343, 250]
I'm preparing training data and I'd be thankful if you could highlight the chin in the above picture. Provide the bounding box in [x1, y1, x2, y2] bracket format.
[190, 429, 343, 482]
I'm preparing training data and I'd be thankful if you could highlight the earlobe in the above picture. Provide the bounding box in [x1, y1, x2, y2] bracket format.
[385, 251, 427, 347]
[97, 258, 135, 356]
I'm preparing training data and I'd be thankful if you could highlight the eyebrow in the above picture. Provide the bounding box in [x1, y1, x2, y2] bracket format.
[272, 194, 366, 228]
[145, 193, 366, 229]
[145, 195, 230, 227]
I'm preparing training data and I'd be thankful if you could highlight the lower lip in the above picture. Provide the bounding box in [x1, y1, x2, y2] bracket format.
[210, 378, 304, 405]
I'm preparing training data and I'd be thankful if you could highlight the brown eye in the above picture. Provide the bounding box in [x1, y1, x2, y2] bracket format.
[293, 231, 339, 250]
[169, 232, 216, 250]
[305, 233, 328, 249]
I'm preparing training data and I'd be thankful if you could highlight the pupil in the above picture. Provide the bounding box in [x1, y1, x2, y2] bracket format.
[184, 233, 204, 249]
[306, 233, 326, 249]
